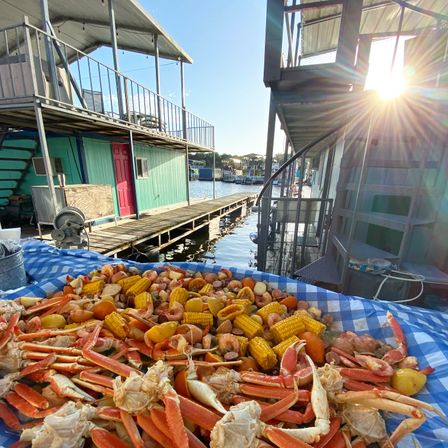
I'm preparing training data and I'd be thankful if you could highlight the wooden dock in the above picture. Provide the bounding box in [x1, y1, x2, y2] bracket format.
[85, 193, 257, 256]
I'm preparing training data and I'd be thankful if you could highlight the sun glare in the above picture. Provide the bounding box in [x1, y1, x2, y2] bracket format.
[377, 73, 407, 100]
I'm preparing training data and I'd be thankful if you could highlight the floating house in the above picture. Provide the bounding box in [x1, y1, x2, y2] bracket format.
[258, 0, 448, 296]
[0, 0, 214, 230]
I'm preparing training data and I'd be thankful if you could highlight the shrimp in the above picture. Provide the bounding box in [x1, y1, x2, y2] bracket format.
[164, 302, 184, 322]
[218, 334, 240, 355]
[267, 313, 282, 327]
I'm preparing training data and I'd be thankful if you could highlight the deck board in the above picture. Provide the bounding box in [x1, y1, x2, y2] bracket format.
[85, 193, 256, 256]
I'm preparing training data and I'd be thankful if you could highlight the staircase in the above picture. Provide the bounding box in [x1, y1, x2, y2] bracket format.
[0, 131, 39, 207]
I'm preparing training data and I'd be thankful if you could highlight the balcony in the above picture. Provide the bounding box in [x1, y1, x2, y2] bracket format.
[0, 21, 214, 152]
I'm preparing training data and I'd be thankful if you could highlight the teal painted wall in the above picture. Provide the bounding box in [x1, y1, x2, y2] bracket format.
[17, 136, 83, 195]
[1, 132, 187, 216]
[0, 135, 82, 198]
[134, 144, 187, 211]
[82, 137, 119, 215]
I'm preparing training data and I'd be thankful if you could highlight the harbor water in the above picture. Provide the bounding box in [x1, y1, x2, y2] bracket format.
[160, 181, 265, 269]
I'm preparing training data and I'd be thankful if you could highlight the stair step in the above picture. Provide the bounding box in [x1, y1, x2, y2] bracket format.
[0, 157, 30, 162]
[0, 168, 22, 172]
[0, 188, 14, 190]
[0, 146, 34, 151]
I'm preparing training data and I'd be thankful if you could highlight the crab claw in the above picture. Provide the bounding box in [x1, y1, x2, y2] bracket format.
[185, 360, 227, 414]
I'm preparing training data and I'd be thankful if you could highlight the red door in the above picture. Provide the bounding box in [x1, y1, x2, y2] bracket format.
[112, 143, 136, 217]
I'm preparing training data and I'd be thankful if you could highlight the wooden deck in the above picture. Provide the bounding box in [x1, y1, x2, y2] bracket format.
[85, 193, 257, 256]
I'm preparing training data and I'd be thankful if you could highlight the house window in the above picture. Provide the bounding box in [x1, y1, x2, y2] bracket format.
[136, 158, 148, 179]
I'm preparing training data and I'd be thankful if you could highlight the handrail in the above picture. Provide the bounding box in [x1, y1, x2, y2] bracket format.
[22, 22, 213, 128]
[256, 123, 347, 205]
[0, 21, 214, 148]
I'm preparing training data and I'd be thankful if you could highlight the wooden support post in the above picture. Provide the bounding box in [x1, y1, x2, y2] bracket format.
[354, 36, 372, 90]
[185, 145, 190, 206]
[154, 34, 162, 131]
[40, 0, 60, 101]
[108, 0, 124, 118]
[34, 102, 58, 216]
[212, 151, 216, 199]
[264, 0, 284, 85]
[336, 0, 363, 67]
[258, 93, 276, 271]
[180, 60, 187, 140]
[128, 130, 140, 219]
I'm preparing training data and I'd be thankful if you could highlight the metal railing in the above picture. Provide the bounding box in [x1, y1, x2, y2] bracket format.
[266, 196, 334, 276]
[0, 21, 214, 150]
[256, 124, 346, 277]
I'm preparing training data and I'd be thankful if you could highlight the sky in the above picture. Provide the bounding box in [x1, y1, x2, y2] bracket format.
[91, 1, 276, 156]
[88, 2, 407, 157]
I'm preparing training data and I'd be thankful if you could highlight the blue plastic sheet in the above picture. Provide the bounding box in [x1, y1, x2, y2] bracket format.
[1, 240, 447, 447]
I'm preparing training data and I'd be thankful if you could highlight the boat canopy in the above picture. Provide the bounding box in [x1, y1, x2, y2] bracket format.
[0, 0, 192, 63]
[301, 0, 448, 58]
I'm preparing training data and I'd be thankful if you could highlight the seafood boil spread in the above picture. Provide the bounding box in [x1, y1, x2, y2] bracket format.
[0, 264, 443, 448]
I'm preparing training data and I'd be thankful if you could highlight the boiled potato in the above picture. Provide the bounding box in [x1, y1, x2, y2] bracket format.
[391, 368, 427, 396]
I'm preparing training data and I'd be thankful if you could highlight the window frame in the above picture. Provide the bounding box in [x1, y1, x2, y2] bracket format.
[136, 157, 148, 179]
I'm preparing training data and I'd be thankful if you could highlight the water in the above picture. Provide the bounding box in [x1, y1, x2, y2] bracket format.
[189, 180, 262, 200]
[161, 181, 264, 269]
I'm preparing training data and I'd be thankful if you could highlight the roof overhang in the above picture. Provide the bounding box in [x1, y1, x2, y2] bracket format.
[0, 0, 192, 63]
[299, 0, 448, 58]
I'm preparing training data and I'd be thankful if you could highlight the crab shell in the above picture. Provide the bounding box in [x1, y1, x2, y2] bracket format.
[342, 404, 388, 444]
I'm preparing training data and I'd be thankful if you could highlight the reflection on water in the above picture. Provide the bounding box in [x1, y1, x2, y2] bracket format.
[189, 180, 262, 200]
[160, 181, 273, 270]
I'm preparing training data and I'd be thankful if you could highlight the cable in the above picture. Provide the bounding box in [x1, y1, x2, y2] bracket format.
[373, 269, 425, 303]
[82, 227, 90, 251]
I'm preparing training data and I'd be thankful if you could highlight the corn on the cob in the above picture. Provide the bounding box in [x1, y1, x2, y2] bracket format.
[231, 299, 252, 312]
[234, 314, 263, 339]
[117, 275, 141, 293]
[249, 337, 277, 370]
[182, 312, 213, 327]
[126, 278, 151, 297]
[236, 335, 249, 356]
[198, 283, 213, 295]
[145, 322, 178, 343]
[257, 302, 286, 323]
[270, 315, 305, 344]
[185, 298, 203, 313]
[134, 292, 152, 309]
[169, 287, 189, 309]
[81, 280, 105, 295]
[207, 297, 225, 316]
[295, 310, 326, 335]
[217, 304, 245, 321]
[104, 311, 128, 339]
[273, 336, 300, 358]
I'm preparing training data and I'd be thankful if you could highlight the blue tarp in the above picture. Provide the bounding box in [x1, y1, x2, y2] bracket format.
[1, 239, 447, 447]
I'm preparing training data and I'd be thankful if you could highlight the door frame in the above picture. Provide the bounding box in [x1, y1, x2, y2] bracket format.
[111, 141, 137, 218]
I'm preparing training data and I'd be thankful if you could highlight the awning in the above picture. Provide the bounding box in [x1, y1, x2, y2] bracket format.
[0, 0, 192, 63]
[301, 0, 448, 57]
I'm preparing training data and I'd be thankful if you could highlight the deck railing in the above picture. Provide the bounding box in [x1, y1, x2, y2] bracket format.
[0, 21, 214, 150]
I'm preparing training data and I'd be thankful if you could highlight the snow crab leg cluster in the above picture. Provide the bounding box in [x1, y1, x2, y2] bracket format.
[0, 263, 443, 447]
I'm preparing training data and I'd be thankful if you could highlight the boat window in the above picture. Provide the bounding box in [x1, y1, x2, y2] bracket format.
[136, 158, 148, 179]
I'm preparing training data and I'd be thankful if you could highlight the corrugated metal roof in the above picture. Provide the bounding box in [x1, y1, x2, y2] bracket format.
[0, 0, 192, 63]
[301, 0, 448, 57]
